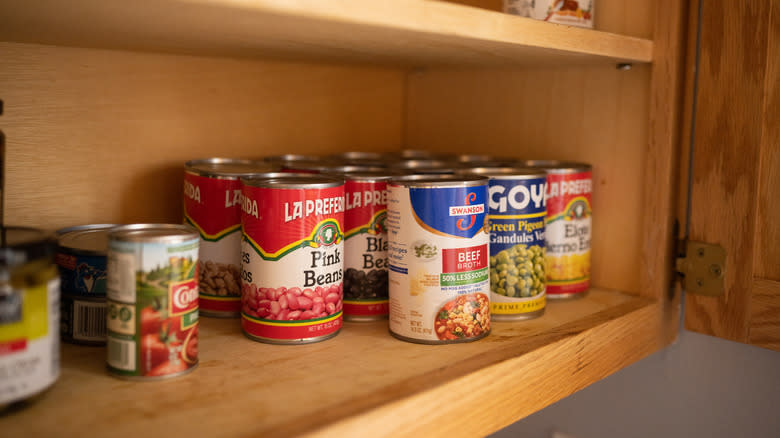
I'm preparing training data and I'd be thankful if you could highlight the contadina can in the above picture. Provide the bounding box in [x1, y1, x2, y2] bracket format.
[340, 171, 393, 321]
[56, 224, 116, 345]
[240, 175, 345, 344]
[526, 161, 592, 299]
[106, 224, 199, 380]
[387, 175, 491, 344]
[0, 227, 59, 411]
[457, 167, 547, 320]
[184, 158, 279, 317]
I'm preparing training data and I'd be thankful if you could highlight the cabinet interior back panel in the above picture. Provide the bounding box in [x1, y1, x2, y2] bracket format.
[405, 66, 650, 295]
[0, 43, 405, 230]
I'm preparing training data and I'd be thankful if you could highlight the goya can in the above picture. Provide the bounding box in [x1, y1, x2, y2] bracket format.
[240, 175, 345, 344]
[184, 158, 279, 317]
[56, 224, 116, 345]
[0, 227, 59, 411]
[458, 168, 547, 320]
[106, 224, 199, 380]
[340, 171, 393, 321]
[387, 175, 491, 344]
[526, 161, 592, 299]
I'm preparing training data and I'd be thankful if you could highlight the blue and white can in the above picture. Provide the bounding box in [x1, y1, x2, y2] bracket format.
[387, 174, 491, 344]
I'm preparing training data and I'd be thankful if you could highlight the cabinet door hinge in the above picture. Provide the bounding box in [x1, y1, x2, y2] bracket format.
[675, 240, 726, 296]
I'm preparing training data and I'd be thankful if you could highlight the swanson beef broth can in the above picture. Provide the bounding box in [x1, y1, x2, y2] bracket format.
[459, 167, 547, 320]
[526, 161, 592, 299]
[387, 175, 491, 344]
[106, 224, 200, 380]
[240, 175, 345, 344]
[339, 171, 393, 321]
[56, 224, 116, 345]
[184, 158, 279, 317]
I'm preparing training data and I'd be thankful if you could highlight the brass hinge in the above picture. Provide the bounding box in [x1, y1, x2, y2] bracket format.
[675, 240, 726, 296]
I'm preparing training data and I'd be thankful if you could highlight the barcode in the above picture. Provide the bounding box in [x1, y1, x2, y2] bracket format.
[107, 337, 135, 371]
[73, 301, 107, 342]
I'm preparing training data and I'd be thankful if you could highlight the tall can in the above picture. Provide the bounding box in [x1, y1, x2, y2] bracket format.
[106, 224, 199, 380]
[1, 227, 59, 411]
[339, 171, 393, 321]
[387, 175, 491, 344]
[184, 158, 279, 317]
[56, 224, 116, 345]
[458, 167, 547, 320]
[240, 175, 345, 344]
[525, 161, 592, 299]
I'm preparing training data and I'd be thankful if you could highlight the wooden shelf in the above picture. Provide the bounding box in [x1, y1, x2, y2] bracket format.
[0, 288, 670, 437]
[0, 0, 652, 66]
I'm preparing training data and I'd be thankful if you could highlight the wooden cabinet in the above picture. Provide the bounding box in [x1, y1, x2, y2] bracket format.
[3, 0, 772, 436]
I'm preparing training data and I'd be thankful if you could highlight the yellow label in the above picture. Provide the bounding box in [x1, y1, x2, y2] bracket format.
[0, 284, 48, 343]
[490, 294, 546, 314]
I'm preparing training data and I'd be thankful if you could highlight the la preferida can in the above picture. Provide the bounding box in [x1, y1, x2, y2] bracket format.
[106, 224, 199, 380]
[240, 175, 345, 344]
[56, 224, 116, 345]
[0, 227, 59, 411]
[458, 167, 547, 320]
[184, 158, 279, 317]
[504, 0, 594, 28]
[388, 175, 491, 344]
[340, 171, 393, 321]
[526, 161, 592, 299]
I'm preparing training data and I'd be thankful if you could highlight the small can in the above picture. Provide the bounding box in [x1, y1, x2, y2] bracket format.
[184, 158, 279, 317]
[339, 171, 394, 321]
[106, 224, 200, 380]
[458, 167, 547, 320]
[388, 174, 491, 344]
[504, 0, 594, 29]
[240, 175, 345, 344]
[56, 224, 116, 345]
[0, 227, 60, 411]
[525, 161, 592, 299]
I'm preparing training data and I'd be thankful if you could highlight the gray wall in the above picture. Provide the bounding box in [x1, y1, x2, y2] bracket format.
[491, 330, 780, 438]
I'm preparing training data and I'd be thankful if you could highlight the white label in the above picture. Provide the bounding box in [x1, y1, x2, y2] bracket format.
[107, 250, 136, 304]
[106, 337, 136, 371]
[107, 301, 136, 336]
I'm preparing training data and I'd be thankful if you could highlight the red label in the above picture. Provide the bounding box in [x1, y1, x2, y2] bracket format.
[0, 339, 27, 356]
[343, 301, 389, 317]
[344, 180, 388, 234]
[545, 171, 593, 216]
[547, 282, 589, 295]
[241, 314, 342, 340]
[442, 245, 488, 273]
[55, 253, 77, 270]
[199, 296, 240, 313]
[242, 184, 345, 257]
[183, 172, 242, 239]
[170, 279, 199, 316]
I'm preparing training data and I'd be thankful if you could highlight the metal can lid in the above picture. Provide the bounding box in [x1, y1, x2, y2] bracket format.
[522, 160, 593, 173]
[57, 224, 117, 255]
[185, 158, 279, 178]
[263, 154, 321, 164]
[241, 174, 345, 189]
[321, 166, 395, 178]
[281, 160, 353, 173]
[455, 166, 546, 180]
[395, 149, 455, 160]
[454, 154, 520, 164]
[327, 151, 393, 162]
[390, 174, 489, 188]
[109, 224, 199, 244]
[0, 226, 56, 267]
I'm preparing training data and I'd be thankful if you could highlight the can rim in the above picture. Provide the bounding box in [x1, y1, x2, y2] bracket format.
[241, 174, 345, 189]
[57, 224, 118, 255]
[108, 224, 199, 243]
[389, 174, 488, 187]
[185, 158, 279, 178]
[455, 167, 547, 179]
[522, 160, 592, 173]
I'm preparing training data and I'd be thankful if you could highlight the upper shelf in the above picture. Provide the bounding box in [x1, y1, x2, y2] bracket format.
[0, 0, 653, 66]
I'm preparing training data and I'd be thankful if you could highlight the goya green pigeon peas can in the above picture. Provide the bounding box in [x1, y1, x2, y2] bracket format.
[387, 174, 491, 344]
[240, 175, 345, 344]
[106, 224, 200, 380]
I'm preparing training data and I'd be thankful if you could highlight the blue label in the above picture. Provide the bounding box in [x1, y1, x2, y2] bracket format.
[58, 252, 108, 295]
[409, 185, 488, 239]
[488, 177, 547, 254]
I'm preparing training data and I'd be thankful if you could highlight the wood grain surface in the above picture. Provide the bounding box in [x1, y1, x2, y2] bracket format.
[749, 279, 780, 352]
[0, 43, 404, 230]
[0, 289, 666, 437]
[683, 0, 772, 343]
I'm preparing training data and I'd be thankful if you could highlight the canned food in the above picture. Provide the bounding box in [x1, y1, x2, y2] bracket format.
[56, 224, 116, 344]
[387, 175, 491, 344]
[458, 167, 547, 320]
[389, 159, 459, 175]
[240, 175, 345, 344]
[263, 154, 321, 165]
[396, 149, 454, 160]
[339, 171, 394, 321]
[0, 227, 59, 411]
[106, 224, 199, 380]
[184, 158, 279, 317]
[504, 0, 594, 28]
[328, 151, 394, 167]
[525, 161, 592, 299]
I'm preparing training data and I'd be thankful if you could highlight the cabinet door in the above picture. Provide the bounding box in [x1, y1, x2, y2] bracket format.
[683, 0, 780, 351]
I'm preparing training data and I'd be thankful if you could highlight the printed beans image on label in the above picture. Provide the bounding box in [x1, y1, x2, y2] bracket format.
[240, 175, 345, 344]
[387, 175, 491, 344]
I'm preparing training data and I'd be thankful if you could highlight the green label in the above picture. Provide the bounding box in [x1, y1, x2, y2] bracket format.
[440, 268, 489, 287]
